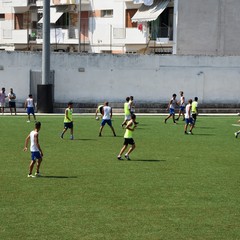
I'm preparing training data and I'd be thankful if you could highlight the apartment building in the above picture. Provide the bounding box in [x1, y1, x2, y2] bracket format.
[1, 0, 239, 55]
[0, 0, 174, 53]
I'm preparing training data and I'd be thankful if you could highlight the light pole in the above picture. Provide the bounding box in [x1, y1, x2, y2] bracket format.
[38, 0, 53, 113]
[42, 0, 50, 85]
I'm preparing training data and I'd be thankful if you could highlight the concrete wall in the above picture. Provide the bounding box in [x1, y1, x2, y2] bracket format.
[176, 0, 240, 55]
[0, 51, 239, 106]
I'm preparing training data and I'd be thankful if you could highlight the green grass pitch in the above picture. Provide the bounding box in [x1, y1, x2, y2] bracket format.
[0, 115, 239, 240]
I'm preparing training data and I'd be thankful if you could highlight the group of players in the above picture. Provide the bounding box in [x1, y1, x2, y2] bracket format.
[164, 91, 199, 135]
[24, 96, 138, 177]
[94, 96, 138, 160]
[23, 92, 240, 178]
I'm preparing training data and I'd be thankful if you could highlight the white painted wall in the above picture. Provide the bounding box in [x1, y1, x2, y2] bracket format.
[0, 52, 239, 105]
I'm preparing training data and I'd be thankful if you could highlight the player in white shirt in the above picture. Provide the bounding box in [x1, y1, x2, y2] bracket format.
[176, 91, 185, 121]
[164, 93, 178, 124]
[184, 99, 194, 134]
[98, 101, 116, 137]
[24, 122, 43, 177]
[24, 94, 36, 122]
[8, 88, 17, 115]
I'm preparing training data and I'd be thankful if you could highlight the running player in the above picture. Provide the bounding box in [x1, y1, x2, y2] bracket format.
[117, 114, 137, 160]
[61, 102, 74, 140]
[164, 93, 178, 124]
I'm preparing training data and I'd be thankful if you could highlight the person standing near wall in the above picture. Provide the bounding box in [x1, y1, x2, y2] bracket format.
[0, 87, 7, 115]
[8, 88, 17, 115]
[24, 94, 36, 122]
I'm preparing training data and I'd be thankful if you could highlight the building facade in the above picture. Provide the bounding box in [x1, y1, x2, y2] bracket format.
[0, 0, 240, 55]
[0, 0, 174, 53]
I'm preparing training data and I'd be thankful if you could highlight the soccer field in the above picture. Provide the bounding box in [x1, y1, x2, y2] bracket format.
[0, 115, 239, 240]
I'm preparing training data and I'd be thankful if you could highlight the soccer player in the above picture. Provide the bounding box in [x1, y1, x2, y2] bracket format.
[164, 93, 178, 124]
[234, 120, 240, 138]
[61, 101, 74, 140]
[23, 121, 43, 177]
[95, 104, 104, 119]
[129, 96, 135, 115]
[184, 99, 194, 134]
[121, 97, 131, 127]
[99, 101, 116, 137]
[192, 97, 199, 127]
[24, 94, 36, 122]
[176, 91, 185, 121]
[117, 114, 137, 160]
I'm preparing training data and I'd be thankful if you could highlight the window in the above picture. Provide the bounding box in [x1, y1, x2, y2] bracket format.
[101, 10, 113, 18]
[15, 14, 24, 29]
[126, 9, 137, 28]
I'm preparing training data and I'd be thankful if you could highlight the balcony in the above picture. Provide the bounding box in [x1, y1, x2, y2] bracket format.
[36, 26, 89, 45]
[6, 0, 36, 7]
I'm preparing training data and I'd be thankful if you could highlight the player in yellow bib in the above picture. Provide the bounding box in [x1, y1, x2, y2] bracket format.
[121, 97, 131, 127]
[192, 97, 198, 127]
[61, 102, 74, 140]
[117, 114, 137, 160]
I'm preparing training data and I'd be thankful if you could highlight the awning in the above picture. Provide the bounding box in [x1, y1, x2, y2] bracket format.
[132, 0, 170, 22]
[38, 7, 64, 24]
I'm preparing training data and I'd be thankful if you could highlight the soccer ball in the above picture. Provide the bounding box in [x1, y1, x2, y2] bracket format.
[96, 116, 99, 120]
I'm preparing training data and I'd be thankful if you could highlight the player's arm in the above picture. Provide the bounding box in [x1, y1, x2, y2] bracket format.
[35, 133, 43, 157]
[24, 100, 27, 109]
[126, 121, 136, 131]
[23, 134, 30, 151]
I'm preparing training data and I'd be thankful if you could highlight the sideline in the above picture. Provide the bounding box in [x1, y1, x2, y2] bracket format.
[0, 113, 239, 117]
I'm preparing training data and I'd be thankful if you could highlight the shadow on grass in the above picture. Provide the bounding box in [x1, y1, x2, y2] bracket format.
[73, 138, 97, 141]
[195, 127, 215, 129]
[193, 133, 215, 136]
[41, 176, 78, 179]
[133, 159, 166, 162]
